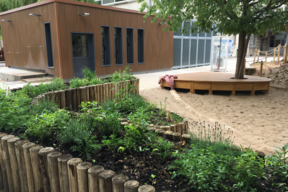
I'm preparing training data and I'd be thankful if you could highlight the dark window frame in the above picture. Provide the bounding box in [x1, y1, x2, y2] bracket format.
[114, 26, 123, 66]
[101, 25, 111, 66]
[126, 27, 134, 65]
[137, 28, 144, 64]
[44, 22, 54, 68]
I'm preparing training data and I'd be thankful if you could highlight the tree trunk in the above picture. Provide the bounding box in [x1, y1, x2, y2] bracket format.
[235, 32, 251, 79]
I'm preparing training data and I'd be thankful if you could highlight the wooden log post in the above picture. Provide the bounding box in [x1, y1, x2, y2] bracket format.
[38, 147, 55, 192]
[176, 123, 184, 135]
[60, 90, 66, 109]
[124, 180, 139, 192]
[1, 135, 15, 192]
[136, 78, 140, 95]
[65, 89, 72, 110]
[77, 162, 92, 192]
[94, 85, 99, 104]
[49, 92, 55, 103]
[7, 137, 21, 192]
[112, 174, 129, 192]
[253, 49, 256, 63]
[58, 154, 72, 192]
[260, 61, 264, 77]
[172, 133, 181, 141]
[88, 165, 104, 192]
[15, 140, 29, 192]
[80, 87, 88, 106]
[89, 86, 95, 102]
[99, 84, 103, 104]
[274, 48, 276, 61]
[76, 88, 81, 110]
[265, 52, 267, 63]
[170, 125, 176, 133]
[0, 133, 8, 192]
[182, 134, 191, 142]
[54, 91, 61, 107]
[278, 44, 281, 62]
[86, 86, 90, 102]
[257, 49, 260, 62]
[105, 83, 109, 102]
[284, 44, 288, 63]
[108, 83, 112, 101]
[99, 170, 116, 192]
[164, 131, 173, 140]
[138, 185, 155, 192]
[71, 88, 77, 111]
[67, 158, 83, 192]
[47, 152, 62, 192]
[22, 142, 36, 192]
[30, 145, 43, 192]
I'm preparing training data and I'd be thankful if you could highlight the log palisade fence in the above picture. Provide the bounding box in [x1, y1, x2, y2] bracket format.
[0, 132, 156, 192]
[37, 78, 140, 111]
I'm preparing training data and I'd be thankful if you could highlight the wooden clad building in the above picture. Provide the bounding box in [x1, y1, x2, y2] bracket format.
[0, 0, 173, 79]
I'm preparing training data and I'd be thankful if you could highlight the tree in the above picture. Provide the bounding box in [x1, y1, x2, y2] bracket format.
[138, 0, 288, 79]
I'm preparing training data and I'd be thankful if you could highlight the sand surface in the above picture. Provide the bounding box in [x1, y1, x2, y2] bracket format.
[141, 87, 288, 155]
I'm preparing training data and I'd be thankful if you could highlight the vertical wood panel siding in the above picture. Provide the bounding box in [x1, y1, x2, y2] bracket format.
[57, 3, 173, 78]
[0, 1, 173, 79]
[0, 3, 60, 77]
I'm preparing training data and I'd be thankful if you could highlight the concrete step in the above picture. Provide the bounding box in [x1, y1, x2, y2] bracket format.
[22, 77, 54, 83]
[0, 67, 46, 81]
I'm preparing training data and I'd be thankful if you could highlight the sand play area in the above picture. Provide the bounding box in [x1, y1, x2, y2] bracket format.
[141, 87, 288, 155]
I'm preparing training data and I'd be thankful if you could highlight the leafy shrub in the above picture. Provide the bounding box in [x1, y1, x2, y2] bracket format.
[58, 118, 93, 146]
[0, 93, 31, 132]
[151, 137, 174, 159]
[82, 67, 96, 81]
[69, 78, 89, 88]
[29, 100, 58, 116]
[170, 143, 265, 191]
[18, 78, 65, 98]
[265, 144, 288, 189]
[71, 135, 101, 160]
[25, 110, 70, 142]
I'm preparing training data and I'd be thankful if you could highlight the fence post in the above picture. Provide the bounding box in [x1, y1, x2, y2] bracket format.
[257, 49, 260, 62]
[274, 48, 276, 61]
[265, 52, 267, 62]
[260, 61, 264, 77]
[278, 44, 281, 62]
[58, 154, 72, 192]
[284, 44, 288, 63]
[253, 49, 256, 63]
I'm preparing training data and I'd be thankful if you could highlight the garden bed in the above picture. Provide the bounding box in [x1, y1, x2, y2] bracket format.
[1, 67, 288, 192]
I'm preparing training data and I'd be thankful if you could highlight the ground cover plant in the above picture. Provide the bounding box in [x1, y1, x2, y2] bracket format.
[0, 69, 288, 191]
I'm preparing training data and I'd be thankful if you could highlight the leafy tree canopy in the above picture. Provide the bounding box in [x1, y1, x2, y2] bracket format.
[139, 0, 288, 36]
[138, 0, 288, 79]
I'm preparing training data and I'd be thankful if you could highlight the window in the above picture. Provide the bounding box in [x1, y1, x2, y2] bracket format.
[138, 29, 144, 63]
[102, 0, 129, 5]
[250, 34, 255, 46]
[126, 28, 134, 64]
[270, 33, 287, 47]
[114, 27, 123, 65]
[44, 23, 54, 68]
[101, 26, 111, 65]
[72, 35, 89, 57]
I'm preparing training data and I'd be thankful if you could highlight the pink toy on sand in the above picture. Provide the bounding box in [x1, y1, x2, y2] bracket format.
[158, 75, 178, 90]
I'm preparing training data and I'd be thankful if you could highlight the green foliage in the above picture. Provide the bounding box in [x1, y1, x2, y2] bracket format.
[108, 66, 135, 82]
[151, 137, 173, 159]
[18, 78, 65, 98]
[102, 134, 123, 150]
[170, 144, 265, 191]
[69, 67, 106, 88]
[71, 135, 101, 160]
[58, 118, 93, 146]
[265, 144, 288, 188]
[29, 99, 58, 116]
[25, 110, 70, 141]
[0, 92, 31, 132]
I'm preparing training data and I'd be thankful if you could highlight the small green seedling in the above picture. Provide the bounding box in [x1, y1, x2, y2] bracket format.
[151, 174, 156, 179]
[118, 146, 125, 153]
[92, 160, 96, 163]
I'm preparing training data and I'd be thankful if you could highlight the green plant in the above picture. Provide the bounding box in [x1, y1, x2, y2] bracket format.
[82, 67, 96, 81]
[71, 135, 101, 160]
[102, 134, 124, 150]
[69, 78, 89, 88]
[265, 144, 288, 188]
[151, 137, 173, 159]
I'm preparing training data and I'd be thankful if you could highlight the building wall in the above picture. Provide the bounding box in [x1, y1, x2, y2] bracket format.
[0, 2, 61, 77]
[57, 2, 173, 79]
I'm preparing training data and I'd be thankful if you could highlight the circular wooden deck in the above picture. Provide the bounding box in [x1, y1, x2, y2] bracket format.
[160, 72, 271, 95]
